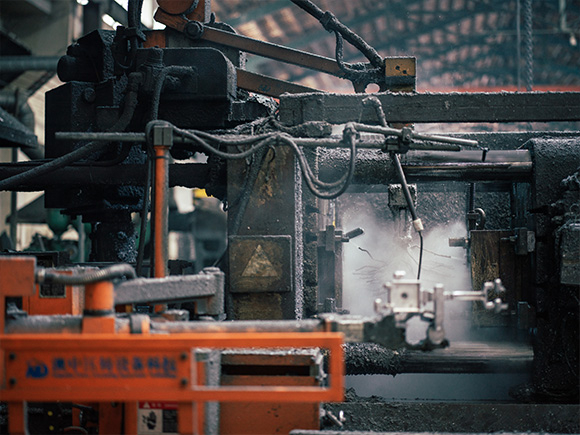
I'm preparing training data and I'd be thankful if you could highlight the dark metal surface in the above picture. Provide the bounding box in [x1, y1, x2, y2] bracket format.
[320, 402, 580, 434]
[227, 146, 303, 320]
[0, 106, 38, 149]
[229, 235, 293, 294]
[0, 55, 59, 73]
[526, 137, 580, 402]
[318, 149, 533, 186]
[345, 342, 532, 375]
[279, 92, 580, 125]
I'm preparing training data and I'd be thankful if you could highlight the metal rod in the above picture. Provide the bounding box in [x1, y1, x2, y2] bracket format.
[9, 148, 18, 246]
[351, 123, 480, 147]
[151, 319, 324, 334]
[153, 146, 169, 279]
[201, 26, 344, 77]
[55, 131, 462, 151]
[0, 56, 60, 73]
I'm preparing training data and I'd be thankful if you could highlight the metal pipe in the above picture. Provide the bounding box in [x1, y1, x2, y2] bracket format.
[84, 280, 115, 315]
[0, 56, 59, 73]
[151, 319, 324, 334]
[55, 131, 462, 151]
[0, 91, 43, 160]
[319, 149, 533, 184]
[153, 145, 170, 279]
[9, 148, 18, 246]
[351, 123, 480, 148]
[5, 316, 82, 334]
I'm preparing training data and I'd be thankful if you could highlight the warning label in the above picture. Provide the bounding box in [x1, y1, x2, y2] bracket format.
[138, 402, 178, 435]
[241, 244, 279, 277]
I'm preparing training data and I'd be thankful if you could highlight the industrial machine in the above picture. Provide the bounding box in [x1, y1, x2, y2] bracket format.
[0, 0, 579, 433]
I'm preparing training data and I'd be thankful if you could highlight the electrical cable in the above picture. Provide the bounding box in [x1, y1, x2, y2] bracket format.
[333, 31, 382, 86]
[365, 95, 425, 279]
[417, 232, 424, 280]
[0, 141, 107, 191]
[165, 122, 358, 200]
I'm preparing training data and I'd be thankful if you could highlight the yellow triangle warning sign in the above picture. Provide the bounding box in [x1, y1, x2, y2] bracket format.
[242, 245, 279, 277]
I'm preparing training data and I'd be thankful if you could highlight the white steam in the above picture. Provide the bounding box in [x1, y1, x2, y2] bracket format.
[342, 207, 474, 342]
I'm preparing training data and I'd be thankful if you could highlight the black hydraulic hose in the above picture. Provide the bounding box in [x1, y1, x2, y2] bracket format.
[365, 95, 425, 279]
[128, 0, 144, 30]
[0, 76, 140, 191]
[0, 140, 107, 191]
[290, 0, 383, 68]
[37, 263, 136, 285]
[417, 232, 424, 280]
[135, 155, 152, 277]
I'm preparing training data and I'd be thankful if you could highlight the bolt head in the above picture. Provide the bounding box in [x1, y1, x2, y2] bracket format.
[82, 87, 96, 103]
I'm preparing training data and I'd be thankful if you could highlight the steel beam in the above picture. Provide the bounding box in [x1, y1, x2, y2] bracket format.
[279, 92, 580, 125]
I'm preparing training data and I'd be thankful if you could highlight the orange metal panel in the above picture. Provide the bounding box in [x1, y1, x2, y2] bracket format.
[0, 256, 36, 295]
[0, 256, 36, 333]
[220, 402, 319, 434]
[7, 402, 27, 435]
[1, 333, 344, 403]
[23, 284, 82, 316]
[99, 401, 123, 434]
[82, 316, 116, 334]
[124, 402, 139, 434]
[221, 376, 319, 434]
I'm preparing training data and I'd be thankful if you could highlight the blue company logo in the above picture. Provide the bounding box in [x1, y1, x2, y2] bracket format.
[26, 360, 48, 379]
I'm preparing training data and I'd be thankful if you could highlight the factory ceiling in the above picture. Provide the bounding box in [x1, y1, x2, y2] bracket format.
[211, 0, 580, 92]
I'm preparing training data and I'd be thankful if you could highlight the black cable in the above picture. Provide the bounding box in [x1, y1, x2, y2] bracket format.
[229, 147, 269, 236]
[0, 140, 108, 191]
[289, 0, 383, 68]
[417, 232, 424, 280]
[149, 66, 194, 121]
[128, 0, 143, 29]
[135, 152, 152, 277]
[365, 95, 425, 279]
[169, 123, 358, 200]
[333, 31, 382, 85]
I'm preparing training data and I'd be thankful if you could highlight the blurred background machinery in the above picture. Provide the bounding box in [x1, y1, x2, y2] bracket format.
[0, 0, 579, 434]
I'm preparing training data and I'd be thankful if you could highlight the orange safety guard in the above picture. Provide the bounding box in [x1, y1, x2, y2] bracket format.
[2, 332, 344, 403]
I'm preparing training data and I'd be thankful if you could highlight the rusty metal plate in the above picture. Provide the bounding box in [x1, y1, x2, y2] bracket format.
[229, 235, 292, 293]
